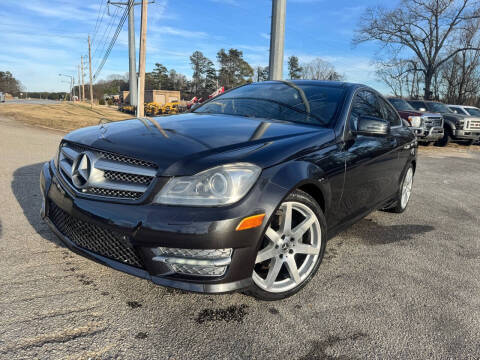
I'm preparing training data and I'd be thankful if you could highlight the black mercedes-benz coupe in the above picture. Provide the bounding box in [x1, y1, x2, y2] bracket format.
[40, 80, 417, 300]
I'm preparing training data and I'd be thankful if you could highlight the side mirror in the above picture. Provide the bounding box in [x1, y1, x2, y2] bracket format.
[355, 116, 390, 136]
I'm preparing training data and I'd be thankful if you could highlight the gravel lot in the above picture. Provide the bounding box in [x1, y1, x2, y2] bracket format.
[1, 115, 479, 359]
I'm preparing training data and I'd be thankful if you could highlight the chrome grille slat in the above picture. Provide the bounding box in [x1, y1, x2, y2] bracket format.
[85, 178, 148, 193]
[424, 116, 442, 128]
[61, 146, 80, 161]
[59, 159, 73, 175]
[467, 119, 480, 130]
[95, 158, 157, 177]
[58, 142, 157, 201]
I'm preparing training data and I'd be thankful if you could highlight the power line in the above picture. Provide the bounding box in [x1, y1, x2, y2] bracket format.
[93, 1, 134, 80]
[91, 0, 108, 47]
[92, 5, 121, 64]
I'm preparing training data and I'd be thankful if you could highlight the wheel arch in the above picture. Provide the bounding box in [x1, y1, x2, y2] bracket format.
[267, 160, 331, 218]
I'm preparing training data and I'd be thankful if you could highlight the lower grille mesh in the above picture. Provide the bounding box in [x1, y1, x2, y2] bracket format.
[48, 201, 144, 268]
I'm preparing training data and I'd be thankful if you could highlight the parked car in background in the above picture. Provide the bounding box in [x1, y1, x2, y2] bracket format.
[0, 92, 5, 102]
[388, 97, 443, 145]
[448, 105, 480, 117]
[408, 100, 480, 146]
[40, 80, 417, 300]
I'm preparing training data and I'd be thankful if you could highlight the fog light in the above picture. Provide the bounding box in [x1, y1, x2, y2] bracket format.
[152, 247, 233, 277]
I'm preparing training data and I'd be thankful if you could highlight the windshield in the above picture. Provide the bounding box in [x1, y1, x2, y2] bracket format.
[465, 107, 480, 116]
[427, 102, 452, 113]
[388, 98, 415, 111]
[193, 82, 346, 127]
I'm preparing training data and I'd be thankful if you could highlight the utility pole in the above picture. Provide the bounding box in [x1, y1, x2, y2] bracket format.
[137, 0, 148, 117]
[59, 74, 74, 101]
[127, 0, 137, 107]
[80, 56, 85, 101]
[108, 0, 141, 107]
[77, 65, 81, 101]
[268, 0, 286, 80]
[88, 35, 94, 108]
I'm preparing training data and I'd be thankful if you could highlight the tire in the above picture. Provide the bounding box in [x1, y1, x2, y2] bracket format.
[385, 165, 414, 214]
[245, 190, 327, 301]
[436, 127, 452, 147]
[465, 139, 475, 146]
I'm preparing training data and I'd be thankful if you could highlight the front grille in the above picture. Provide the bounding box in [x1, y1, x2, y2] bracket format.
[48, 201, 144, 268]
[58, 142, 157, 201]
[86, 187, 143, 199]
[424, 116, 443, 128]
[103, 170, 151, 184]
[467, 119, 480, 130]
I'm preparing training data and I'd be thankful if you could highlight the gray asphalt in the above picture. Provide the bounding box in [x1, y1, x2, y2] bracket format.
[1, 115, 479, 359]
[1, 99, 62, 105]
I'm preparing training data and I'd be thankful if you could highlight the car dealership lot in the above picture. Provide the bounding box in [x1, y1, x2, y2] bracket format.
[1, 116, 479, 359]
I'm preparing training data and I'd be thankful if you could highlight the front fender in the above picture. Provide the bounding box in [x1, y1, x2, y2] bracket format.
[267, 160, 332, 216]
[444, 118, 457, 131]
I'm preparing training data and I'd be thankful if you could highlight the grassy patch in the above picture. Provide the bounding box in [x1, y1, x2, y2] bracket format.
[0, 102, 132, 132]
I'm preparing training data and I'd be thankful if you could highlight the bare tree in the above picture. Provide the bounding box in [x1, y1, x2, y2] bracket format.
[440, 20, 480, 104]
[301, 58, 344, 81]
[354, 0, 480, 99]
[375, 59, 423, 98]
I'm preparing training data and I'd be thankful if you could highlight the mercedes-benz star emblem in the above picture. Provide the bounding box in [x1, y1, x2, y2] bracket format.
[71, 152, 91, 188]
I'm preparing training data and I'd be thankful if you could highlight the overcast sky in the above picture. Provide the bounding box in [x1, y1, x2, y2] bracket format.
[0, 0, 388, 93]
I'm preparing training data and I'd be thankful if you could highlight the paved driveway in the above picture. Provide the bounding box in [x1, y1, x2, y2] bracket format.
[1, 116, 479, 359]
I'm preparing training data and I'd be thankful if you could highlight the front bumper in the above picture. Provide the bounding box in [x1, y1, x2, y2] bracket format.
[412, 126, 444, 141]
[40, 161, 285, 293]
[453, 129, 480, 140]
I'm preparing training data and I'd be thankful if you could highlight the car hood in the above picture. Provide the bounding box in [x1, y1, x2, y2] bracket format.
[63, 113, 335, 176]
[441, 112, 470, 122]
[398, 110, 441, 117]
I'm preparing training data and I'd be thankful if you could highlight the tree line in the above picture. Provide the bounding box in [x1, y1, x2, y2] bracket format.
[0, 71, 23, 95]
[355, 0, 480, 106]
[2, 49, 345, 102]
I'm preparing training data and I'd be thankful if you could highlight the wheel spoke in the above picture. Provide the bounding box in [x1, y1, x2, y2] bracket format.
[255, 244, 277, 264]
[296, 243, 319, 255]
[265, 226, 281, 246]
[285, 256, 301, 284]
[292, 216, 315, 239]
[265, 257, 283, 288]
[281, 202, 292, 234]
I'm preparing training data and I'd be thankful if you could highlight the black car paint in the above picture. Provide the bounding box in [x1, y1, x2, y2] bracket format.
[41, 81, 417, 293]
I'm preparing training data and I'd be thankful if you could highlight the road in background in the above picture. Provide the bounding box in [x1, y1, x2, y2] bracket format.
[0, 115, 479, 359]
[1, 99, 62, 105]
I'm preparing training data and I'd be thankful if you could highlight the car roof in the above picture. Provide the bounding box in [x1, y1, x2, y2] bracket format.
[262, 80, 363, 89]
[453, 105, 479, 109]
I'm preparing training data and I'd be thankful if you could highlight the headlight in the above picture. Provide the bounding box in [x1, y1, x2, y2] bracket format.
[153, 163, 261, 206]
[408, 116, 422, 128]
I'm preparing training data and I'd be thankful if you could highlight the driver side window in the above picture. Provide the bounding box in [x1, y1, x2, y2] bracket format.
[350, 90, 383, 131]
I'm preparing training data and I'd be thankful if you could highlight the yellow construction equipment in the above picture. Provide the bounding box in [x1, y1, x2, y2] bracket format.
[162, 101, 179, 115]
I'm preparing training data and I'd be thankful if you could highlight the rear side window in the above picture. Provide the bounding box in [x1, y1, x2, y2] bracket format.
[379, 97, 402, 126]
[349, 90, 383, 130]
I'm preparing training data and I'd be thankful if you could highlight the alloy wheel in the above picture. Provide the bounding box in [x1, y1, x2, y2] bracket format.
[401, 167, 413, 209]
[252, 201, 322, 293]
